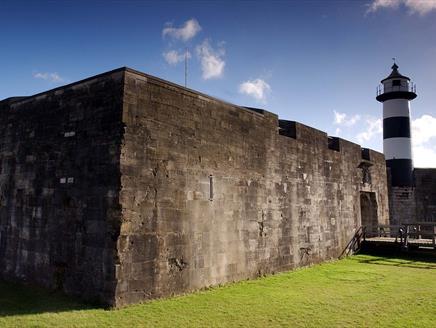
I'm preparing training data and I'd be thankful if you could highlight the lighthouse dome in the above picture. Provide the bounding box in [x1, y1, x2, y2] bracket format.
[381, 63, 410, 83]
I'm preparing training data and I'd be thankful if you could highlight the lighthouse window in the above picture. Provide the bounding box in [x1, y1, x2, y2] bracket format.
[392, 80, 401, 87]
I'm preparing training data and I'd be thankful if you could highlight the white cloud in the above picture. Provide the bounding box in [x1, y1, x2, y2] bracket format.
[367, 0, 436, 15]
[356, 117, 383, 142]
[413, 145, 436, 167]
[239, 79, 271, 103]
[33, 72, 64, 83]
[334, 111, 346, 125]
[162, 18, 201, 41]
[404, 0, 436, 14]
[196, 39, 225, 80]
[163, 50, 191, 65]
[412, 114, 436, 167]
[333, 110, 361, 126]
[367, 0, 400, 13]
[412, 114, 436, 145]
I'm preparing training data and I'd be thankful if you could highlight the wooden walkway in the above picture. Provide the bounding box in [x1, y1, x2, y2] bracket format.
[341, 223, 436, 257]
[363, 223, 436, 252]
[365, 237, 435, 248]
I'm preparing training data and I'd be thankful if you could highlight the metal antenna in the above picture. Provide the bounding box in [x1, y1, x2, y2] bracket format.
[185, 47, 188, 88]
[392, 57, 396, 64]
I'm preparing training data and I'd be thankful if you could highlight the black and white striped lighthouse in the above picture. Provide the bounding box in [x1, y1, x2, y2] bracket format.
[376, 63, 417, 187]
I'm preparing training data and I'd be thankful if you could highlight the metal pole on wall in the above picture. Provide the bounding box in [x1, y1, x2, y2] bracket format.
[185, 47, 188, 88]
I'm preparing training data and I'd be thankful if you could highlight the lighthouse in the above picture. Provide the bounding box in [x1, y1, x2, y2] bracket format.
[376, 63, 417, 187]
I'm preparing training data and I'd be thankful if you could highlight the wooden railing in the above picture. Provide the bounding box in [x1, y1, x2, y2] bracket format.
[366, 224, 401, 238]
[402, 223, 436, 248]
[340, 226, 366, 259]
[365, 223, 436, 249]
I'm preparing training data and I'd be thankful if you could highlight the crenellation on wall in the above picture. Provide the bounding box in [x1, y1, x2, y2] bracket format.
[278, 120, 297, 139]
[327, 136, 341, 152]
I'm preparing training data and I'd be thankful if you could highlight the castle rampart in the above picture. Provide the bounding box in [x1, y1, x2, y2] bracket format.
[0, 68, 390, 306]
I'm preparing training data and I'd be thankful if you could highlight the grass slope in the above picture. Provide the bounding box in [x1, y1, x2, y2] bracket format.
[1, 255, 435, 327]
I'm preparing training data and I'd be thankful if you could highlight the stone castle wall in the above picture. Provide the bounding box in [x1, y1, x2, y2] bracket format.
[0, 70, 125, 305]
[0, 68, 390, 307]
[414, 169, 436, 222]
[388, 186, 416, 226]
[114, 69, 389, 306]
[387, 168, 436, 225]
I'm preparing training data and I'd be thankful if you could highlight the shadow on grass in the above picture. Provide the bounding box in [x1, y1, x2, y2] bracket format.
[0, 280, 97, 317]
[356, 252, 436, 270]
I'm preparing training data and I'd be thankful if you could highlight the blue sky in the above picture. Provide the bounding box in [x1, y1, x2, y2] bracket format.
[1, 0, 435, 166]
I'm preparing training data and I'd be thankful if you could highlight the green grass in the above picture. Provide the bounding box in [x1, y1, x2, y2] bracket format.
[1, 255, 435, 327]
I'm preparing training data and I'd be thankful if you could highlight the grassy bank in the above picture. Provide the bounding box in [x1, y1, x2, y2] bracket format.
[1, 255, 435, 327]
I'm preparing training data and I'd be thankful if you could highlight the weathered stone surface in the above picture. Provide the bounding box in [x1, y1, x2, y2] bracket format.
[115, 69, 389, 306]
[0, 69, 124, 306]
[414, 169, 436, 222]
[388, 186, 416, 225]
[0, 67, 390, 307]
[387, 168, 436, 225]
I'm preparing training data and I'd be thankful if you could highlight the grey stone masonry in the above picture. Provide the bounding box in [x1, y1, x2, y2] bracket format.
[0, 69, 124, 305]
[0, 67, 390, 307]
[414, 169, 436, 222]
[388, 187, 416, 225]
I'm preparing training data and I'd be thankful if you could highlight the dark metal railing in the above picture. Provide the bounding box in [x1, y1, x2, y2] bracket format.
[376, 83, 416, 96]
